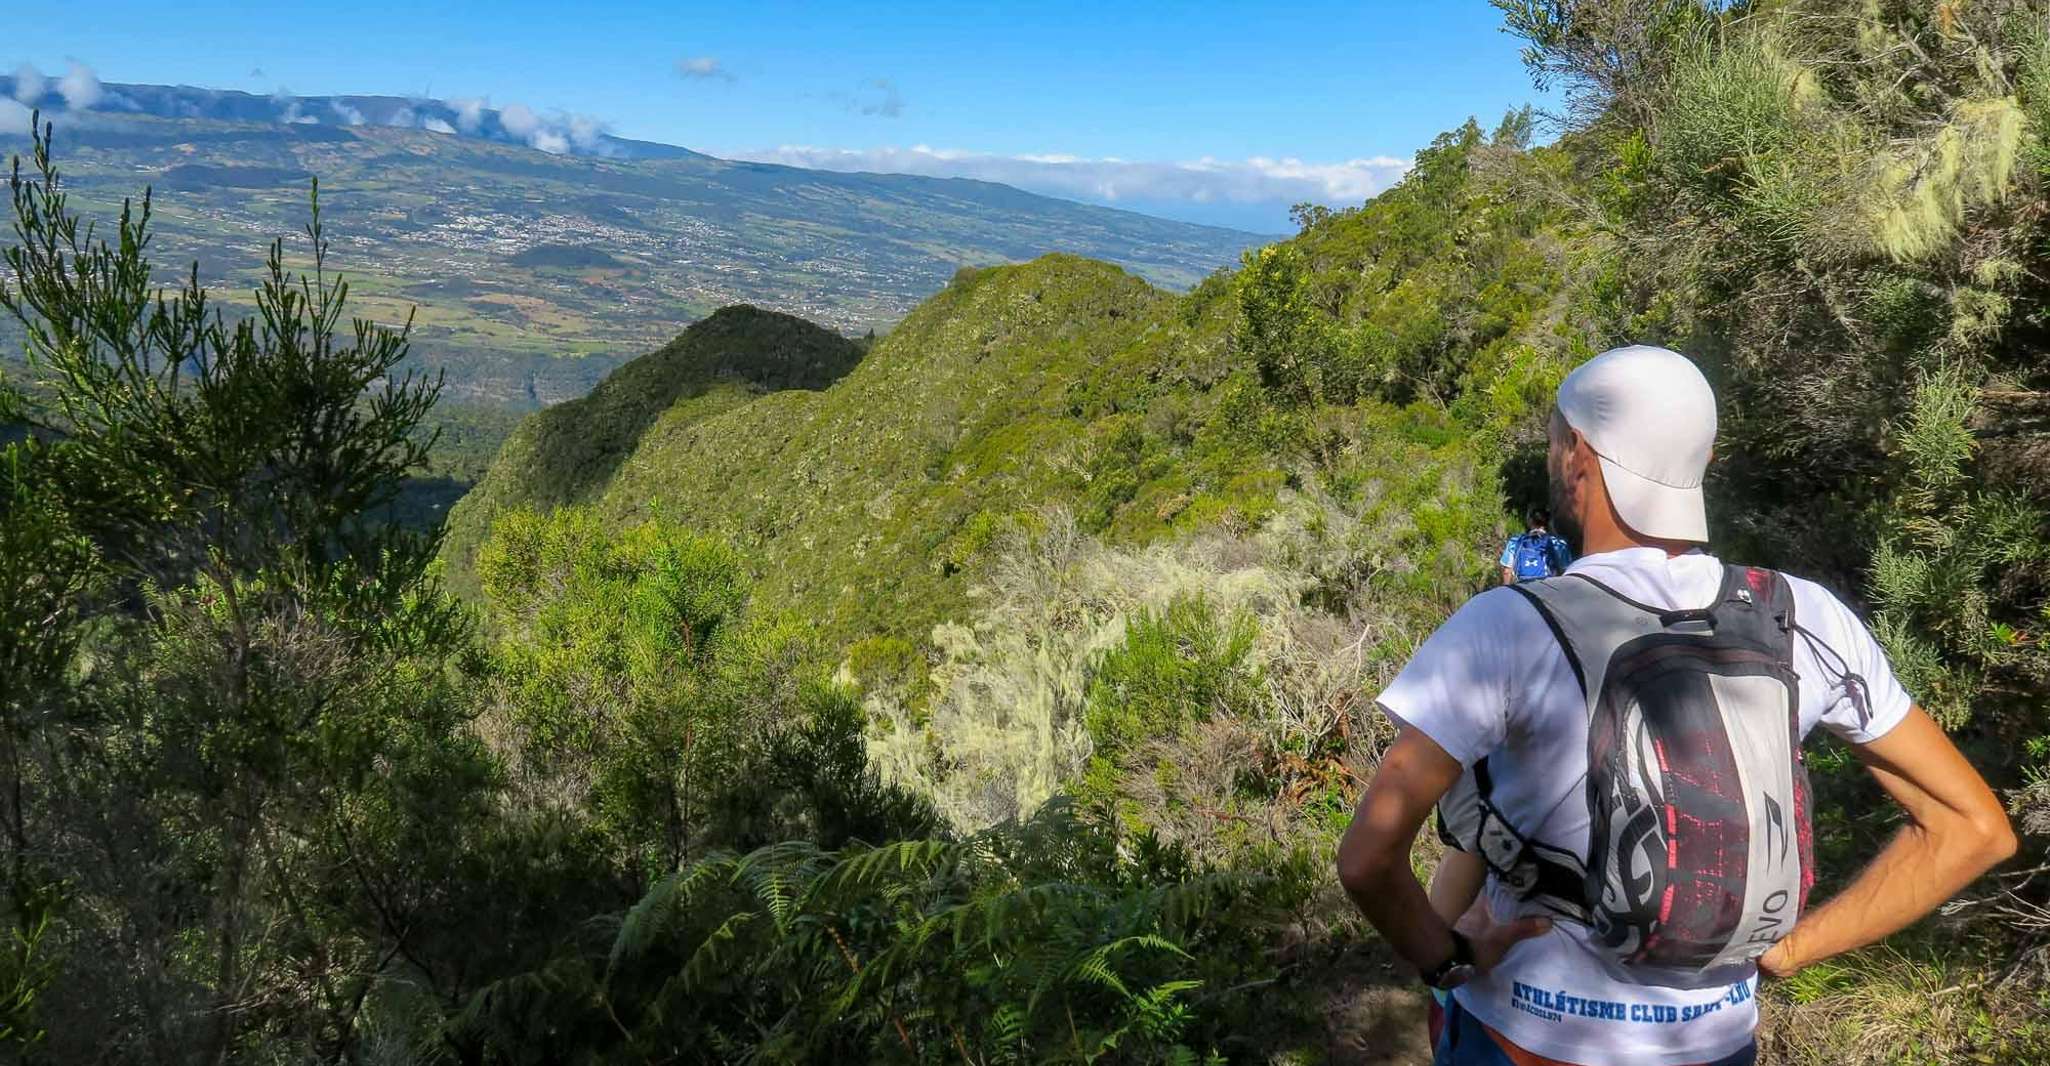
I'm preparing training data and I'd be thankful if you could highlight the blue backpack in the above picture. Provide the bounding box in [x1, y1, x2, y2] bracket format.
[1511, 532, 1563, 580]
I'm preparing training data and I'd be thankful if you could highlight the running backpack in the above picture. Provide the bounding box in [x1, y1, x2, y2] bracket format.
[1511, 533, 1559, 580]
[1437, 565, 1816, 989]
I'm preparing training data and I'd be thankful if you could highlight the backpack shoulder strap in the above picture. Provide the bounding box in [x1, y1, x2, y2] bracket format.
[1448, 578, 1658, 923]
[1438, 754, 1594, 923]
[1734, 565, 1862, 729]
[1509, 574, 1669, 709]
[1712, 564, 1801, 657]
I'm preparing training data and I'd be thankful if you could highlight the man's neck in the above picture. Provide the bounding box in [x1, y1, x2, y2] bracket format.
[1576, 499, 1698, 558]
[1578, 528, 1698, 558]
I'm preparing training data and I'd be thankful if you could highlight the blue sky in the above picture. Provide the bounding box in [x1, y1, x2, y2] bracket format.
[11, 1, 1550, 231]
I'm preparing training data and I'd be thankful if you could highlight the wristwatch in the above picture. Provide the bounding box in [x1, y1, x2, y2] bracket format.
[1419, 929, 1476, 990]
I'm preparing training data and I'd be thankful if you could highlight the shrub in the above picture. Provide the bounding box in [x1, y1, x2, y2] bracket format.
[448, 800, 1273, 1065]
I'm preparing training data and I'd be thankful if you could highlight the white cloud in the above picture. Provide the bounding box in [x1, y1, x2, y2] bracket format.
[497, 102, 540, 138]
[449, 96, 486, 133]
[423, 117, 456, 134]
[12, 63, 46, 105]
[723, 144, 1410, 226]
[675, 56, 732, 82]
[492, 101, 609, 155]
[56, 62, 101, 110]
[328, 100, 365, 126]
[385, 106, 416, 128]
[272, 89, 318, 124]
[0, 98, 30, 135]
[566, 113, 605, 151]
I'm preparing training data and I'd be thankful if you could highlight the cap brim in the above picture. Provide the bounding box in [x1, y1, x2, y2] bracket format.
[1597, 454, 1708, 543]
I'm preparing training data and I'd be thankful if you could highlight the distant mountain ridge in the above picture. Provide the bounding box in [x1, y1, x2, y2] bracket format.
[0, 78, 709, 161]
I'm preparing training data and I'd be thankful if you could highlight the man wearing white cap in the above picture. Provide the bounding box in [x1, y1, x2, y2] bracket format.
[1335, 346, 2015, 1065]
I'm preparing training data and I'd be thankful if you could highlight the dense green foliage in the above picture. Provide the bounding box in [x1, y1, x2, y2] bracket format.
[450, 804, 1282, 1065]
[5, 2, 2050, 1061]
[0, 125, 488, 1060]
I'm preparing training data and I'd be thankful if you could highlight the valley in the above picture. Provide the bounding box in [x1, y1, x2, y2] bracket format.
[0, 82, 1264, 408]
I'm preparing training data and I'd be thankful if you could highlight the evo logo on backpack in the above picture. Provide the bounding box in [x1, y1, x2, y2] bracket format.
[1439, 565, 1815, 990]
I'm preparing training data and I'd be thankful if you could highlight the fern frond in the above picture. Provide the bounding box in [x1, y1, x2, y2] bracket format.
[682, 909, 763, 991]
[812, 836, 958, 904]
[608, 852, 741, 975]
[444, 956, 597, 1051]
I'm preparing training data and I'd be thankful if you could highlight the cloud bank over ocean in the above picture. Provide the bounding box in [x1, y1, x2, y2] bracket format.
[723, 145, 1411, 231]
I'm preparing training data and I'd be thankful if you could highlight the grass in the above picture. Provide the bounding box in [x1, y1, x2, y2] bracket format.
[1759, 944, 2050, 1065]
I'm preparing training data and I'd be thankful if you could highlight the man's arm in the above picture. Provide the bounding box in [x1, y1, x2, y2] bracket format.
[1759, 706, 2017, 976]
[1499, 566, 1518, 586]
[1337, 727, 1549, 976]
[1427, 848, 1487, 926]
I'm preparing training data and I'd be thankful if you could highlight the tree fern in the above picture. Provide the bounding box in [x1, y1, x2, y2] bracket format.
[457, 798, 1273, 1064]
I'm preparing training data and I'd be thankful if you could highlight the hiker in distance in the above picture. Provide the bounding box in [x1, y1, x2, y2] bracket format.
[1500, 508, 1573, 585]
[1335, 345, 2017, 1066]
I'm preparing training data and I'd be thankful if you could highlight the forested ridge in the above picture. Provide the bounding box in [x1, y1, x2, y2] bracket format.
[2, 2, 2048, 1063]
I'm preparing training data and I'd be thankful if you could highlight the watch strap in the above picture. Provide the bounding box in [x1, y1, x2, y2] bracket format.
[1420, 928, 1474, 989]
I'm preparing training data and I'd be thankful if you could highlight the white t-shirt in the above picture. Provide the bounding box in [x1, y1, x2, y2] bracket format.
[1378, 547, 1913, 1066]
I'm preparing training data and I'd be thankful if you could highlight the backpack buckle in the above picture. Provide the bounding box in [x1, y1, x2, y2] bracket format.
[1657, 606, 1718, 629]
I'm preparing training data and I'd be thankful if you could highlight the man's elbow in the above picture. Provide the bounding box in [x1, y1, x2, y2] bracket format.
[1335, 834, 1396, 896]
[1336, 855, 1380, 897]
[1971, 805, 2019, 868]
[1943, 799, 2020, 872]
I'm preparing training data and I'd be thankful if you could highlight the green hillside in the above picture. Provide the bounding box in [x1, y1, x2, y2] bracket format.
[445, 255, 1243, 635]
[441, 112, 1577, 866]
[440, 305, 868, 592]
[444, 117, 1574, 648]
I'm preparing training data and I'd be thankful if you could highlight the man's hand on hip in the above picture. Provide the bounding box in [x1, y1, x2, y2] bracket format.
[1757, 706, 2014, 978]
[1458, 907, 1553, 977]
[1336, 725, 1471, 975]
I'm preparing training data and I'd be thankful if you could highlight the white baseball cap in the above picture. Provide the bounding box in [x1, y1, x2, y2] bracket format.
[1555, 345, 1716, 543]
